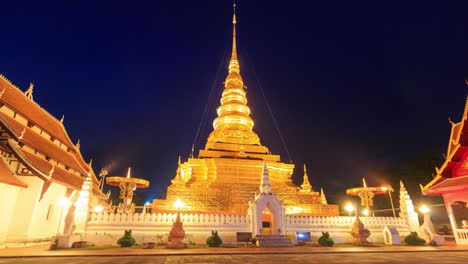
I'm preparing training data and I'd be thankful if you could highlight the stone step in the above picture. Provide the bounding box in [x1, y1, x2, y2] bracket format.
[256, 235, 294, 247]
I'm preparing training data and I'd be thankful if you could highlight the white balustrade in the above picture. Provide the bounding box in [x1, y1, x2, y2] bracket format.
[455, 229, 468, 245]
[87, 212, 410, 237]
[88, 212, 252, 226]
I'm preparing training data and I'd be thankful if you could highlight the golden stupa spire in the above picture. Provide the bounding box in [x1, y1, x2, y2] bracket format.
[301, 164, 313, 192]
[229, 1, 239, 73]
[208, 1, 259, 145]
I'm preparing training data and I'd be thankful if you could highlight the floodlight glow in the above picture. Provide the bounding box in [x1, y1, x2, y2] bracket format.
[345, 203, 355, 213]
[94, 205, 104, 213]
[58, 197, 70, 207]
[173, 199, 184, 210]
[420, 205, 430, 214]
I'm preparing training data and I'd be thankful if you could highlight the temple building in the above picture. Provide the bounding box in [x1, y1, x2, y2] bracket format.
[421, 96, 468, 245]
[0, 75, 107, 245]
[152, 6, 338, 216]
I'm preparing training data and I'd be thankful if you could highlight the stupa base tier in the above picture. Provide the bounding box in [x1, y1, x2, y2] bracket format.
[199, 149, 280, 161]
[175, 158, 294, 187]
[203, 142, 270, 155]
[152, 183, 338, 216]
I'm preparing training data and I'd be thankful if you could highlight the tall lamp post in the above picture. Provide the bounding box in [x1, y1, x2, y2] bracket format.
[381, 186, 396, 217]
[52, 197, 70, 249]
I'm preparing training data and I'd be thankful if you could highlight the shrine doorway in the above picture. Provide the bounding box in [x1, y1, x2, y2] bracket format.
[248, 194, 285, 237]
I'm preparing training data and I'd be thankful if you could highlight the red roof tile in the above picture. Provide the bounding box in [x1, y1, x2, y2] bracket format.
[0, 112, 88, 175]
[0, 158, 27, 188]
[0, 74, 102, 196]
[52, 166, 84, 190]
[423, 97, 468, 194]
[424, 176, 468, 195]
[0, 75, 74, 149]
[22, 151, 83, 190]
[21, 150, 53, 174]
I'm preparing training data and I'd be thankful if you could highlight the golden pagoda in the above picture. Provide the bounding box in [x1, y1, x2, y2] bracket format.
[152, 5, 338, 216]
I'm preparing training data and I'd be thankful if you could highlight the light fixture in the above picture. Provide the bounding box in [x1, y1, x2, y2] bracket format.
[58, 197, 70, 207]
[173, 199, 184, 210]
[362, 208, 369, 216]
[420, 204, 430, 214]
[94, 205, 104, 213]
[345, 203, 355, 214]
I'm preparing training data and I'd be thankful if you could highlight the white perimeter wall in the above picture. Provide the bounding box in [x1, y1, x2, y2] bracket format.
[86, 212, 411, 246]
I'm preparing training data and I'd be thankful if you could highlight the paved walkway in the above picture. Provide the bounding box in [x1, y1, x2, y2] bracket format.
[1, 252, 468, 264]
[1, 243, 468, 258]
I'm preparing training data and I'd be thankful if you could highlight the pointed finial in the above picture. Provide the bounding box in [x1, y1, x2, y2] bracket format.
[320, 188, 328, 205]
[228, 0, 239, 73]
[76, 139, 81, 149]
[24, 82, 34, 101]
[233, 0, 237, 24]
[178, 155, 181, 165]
[191, 144, 194, 158]
[301, 163, 312, 192]
[127, 167, 131, 178]
[260, 160, 272, 194]
[25, 82, 34, 100]
[88, 159, 93, 168]
[60, 115, 65, 123]
[362, 178, 368, 188]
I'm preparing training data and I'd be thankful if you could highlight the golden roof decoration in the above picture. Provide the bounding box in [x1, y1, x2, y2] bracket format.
[300, 164, 313, 192]
[207, 3, 259, 146]
[24, 82, 34, 101]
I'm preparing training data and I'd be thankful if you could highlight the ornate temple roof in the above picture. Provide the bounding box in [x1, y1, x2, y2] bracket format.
[0, 157, 27, 188]
[0, 76, 75, 149]
[0, 74, 104, 194]
[422, 96, 468, 195]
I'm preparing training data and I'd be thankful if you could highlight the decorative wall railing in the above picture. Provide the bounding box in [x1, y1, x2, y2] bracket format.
[455, 229, 468, 245]
[285, 215, 408, 228]
[86, 212, 412, 245]
[88, 212, 248, 225]
[89, 212, 408, 230]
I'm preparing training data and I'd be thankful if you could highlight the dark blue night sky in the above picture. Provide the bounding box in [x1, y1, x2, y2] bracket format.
[2, 1, 468, 204]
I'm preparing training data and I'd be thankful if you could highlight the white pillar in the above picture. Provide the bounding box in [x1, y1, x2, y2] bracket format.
[443, 194, 459, 243]
[74, 175, 92, 234]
